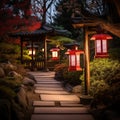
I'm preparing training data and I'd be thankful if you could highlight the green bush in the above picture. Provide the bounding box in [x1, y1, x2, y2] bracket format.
[81, 58, 120, 110]
[0, 42, 20, 63]
[81, 58, 120, 94]
[0, 78, 21, 93]
[54, 63, 82, 86]
[63, 71, 82, 86]
[0, 86, 17, 100]
[54, 63, 68, 80]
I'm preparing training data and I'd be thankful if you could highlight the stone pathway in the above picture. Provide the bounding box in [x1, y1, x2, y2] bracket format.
[29, 71, 94, 120]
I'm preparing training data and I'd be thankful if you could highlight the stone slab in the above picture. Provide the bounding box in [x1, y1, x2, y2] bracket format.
[31, 114, 94, 120]
[60, 101, 80, 104]
[28, 72, 55, 75]
[40, 94, 80, 102]
[34, 84, 62, 87]
[33, 101, 55, 106]
[34, 107, 89, 114]
[60, 103, 84, 107]
[35, 76, 54, 78]
[35, 87, 65, 91]
[35, 90, 70, 95]
[36, 81, 61, 84]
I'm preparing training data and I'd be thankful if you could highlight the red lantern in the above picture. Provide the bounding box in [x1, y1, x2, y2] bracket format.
[65, 48, 84, 71]
[50, 48, 60, 60]
[90, 33, 112, 58]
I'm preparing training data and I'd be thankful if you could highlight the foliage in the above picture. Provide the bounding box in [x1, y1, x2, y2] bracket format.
[89, 80, 109, 96]
[0, 0, 41, 36]
[53, 0, 76, 37]
[0, 78, 21, 92]
[81, 58, 120, 95]
[0, 42, 20, 63]
[49, 36, 74, 48]
[0, 86, 17, 100]
[54, 63, 82, 86]
[63, 71, 82, 86]
[90, 59, 120, 85]
[32, 0, 57, 24]
[80, 58, 120, 110]
[54, 63, 67, 80]
[109, 48, 120, 60]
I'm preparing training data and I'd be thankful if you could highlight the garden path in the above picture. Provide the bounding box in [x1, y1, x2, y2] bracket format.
[29, 71, 94, 120]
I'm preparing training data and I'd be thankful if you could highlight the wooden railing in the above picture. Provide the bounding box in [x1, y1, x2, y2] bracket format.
[23, 60, 45, 70]
[23, 60, 59, 71]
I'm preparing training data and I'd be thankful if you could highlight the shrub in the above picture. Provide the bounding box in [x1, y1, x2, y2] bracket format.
[0, 86, 17, 100]
[80, 58, 120, 95]
[63, 71, 82, 86]
[54, 63, 82, 86]
[81, 58, 120, 110]
[54, 63, 68, 80]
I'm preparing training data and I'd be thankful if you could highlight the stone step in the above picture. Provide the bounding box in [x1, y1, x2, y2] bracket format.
[31, 114, 94, 120]
[40, 94, 80, 102]
[60, 103, 84, 107]
[35, 90, 70, 95]
[35, 87, 65, 91]
[35, 77, 56, 81]
[33, 101, 55, 107]
[36, 81, 61, 84]
[35, 76, 54, 78]
[34, 107, 89, 114]
[34, 84, 62, 87]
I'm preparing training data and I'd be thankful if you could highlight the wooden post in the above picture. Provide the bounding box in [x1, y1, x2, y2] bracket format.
[84, 27, 90, 95]
[44, 36, 48, 71]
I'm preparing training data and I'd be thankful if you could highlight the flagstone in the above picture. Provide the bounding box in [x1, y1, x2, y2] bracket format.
[36, 81, 61, 84]
[35, 87, 65, 91]
[31, 114, 94, 120]
[35, 90, 70, 95]
[40, 94, 80, 102]
[34, 84, 62, 87]
[33, 101, 55, 106]
[60, 103, 84, 107]
[34, 107, 89, 114]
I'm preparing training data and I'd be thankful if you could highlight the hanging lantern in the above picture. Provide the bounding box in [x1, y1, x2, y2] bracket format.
[28, 48, 36, 56]
[50, 48, 60, 60]
[26, 43, 39, 56]
[65, 48, 84, 71]
[90, 33, 112, 58]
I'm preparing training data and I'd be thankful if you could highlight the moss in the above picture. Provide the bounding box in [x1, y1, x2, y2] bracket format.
[0, 86, 17, 100]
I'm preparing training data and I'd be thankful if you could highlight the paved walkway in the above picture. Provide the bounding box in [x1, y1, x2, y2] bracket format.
[29, 71, 94, 120]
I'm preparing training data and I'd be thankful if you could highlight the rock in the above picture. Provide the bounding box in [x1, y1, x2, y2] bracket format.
[72, 85, 82, 93]
[0, 67, 5, 78]
[26, 73, 36, 82]
[23, 77, 35, 86]
[8, 71, 23, 80]
[65, 83, 73, 92]
[1, 63, 17, 74]
[17, 87, 28, 110]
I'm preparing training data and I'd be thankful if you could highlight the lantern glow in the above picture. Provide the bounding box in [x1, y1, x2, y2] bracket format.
[50, 48, 60, 60]
[28, 49, 36, 56]
[66, 49, 84, 71]
[90, 33, 112, 58]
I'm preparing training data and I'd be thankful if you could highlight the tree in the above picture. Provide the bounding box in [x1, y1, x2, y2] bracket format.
[53, 0, 120, 38]
[0, 0, 41, 36]
[31, 0, 57, 25]
[53, 0, 83, 39]
[78, 0, 120, 37]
